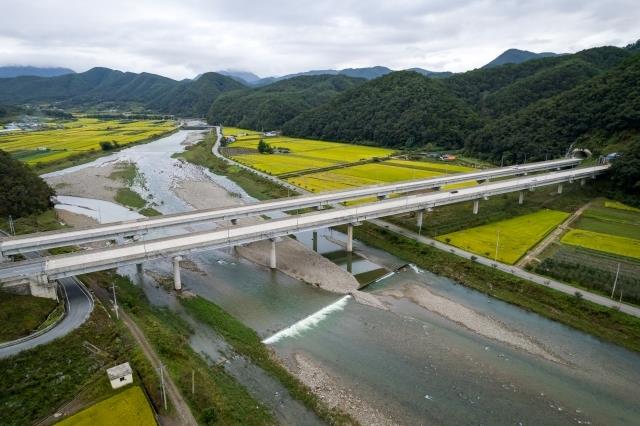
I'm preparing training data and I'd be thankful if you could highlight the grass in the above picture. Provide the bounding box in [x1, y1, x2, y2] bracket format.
[0, 304, 162, 426]
[0, 209, 64, 235]
[348, 222, 640, 354]
[561, 229, 640, 260]
[180, 295, 357, 425]
[115, 188, 147, 209]
[84, 271, 276, 425]
[139, 207, 162, 217]
[436, 210, 569, 264]
[175, 133, 291, 200]
[605, 200, 640, 212]
[0, 118, 176, 167]
[0, 293, 58, 341]
[57, 386, 156, 426]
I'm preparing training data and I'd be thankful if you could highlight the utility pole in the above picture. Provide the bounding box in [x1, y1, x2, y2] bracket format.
[112, 281, 119, 320]
[611, 263, 620, 299]
[160, 364, 167, 410]
[192, 369, 195, 395]
[8, 215, 15, 236]
[495, 229, 501, 261]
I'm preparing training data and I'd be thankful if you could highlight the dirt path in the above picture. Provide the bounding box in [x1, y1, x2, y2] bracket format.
[90, 285, 197, 426]
[121, 311, 198, 426]
[516, 201, 592, 268]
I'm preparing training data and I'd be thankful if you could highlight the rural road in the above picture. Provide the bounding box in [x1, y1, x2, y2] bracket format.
[372, 219, 640, 318]
[212, 126, 310, 194]
[0, 231, 94, 359]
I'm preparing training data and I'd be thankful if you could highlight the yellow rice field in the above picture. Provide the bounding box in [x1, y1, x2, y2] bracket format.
[57, 386, 156, 426]
[561, 229, 640, 260]
[0, 118, 176, 164]
[436, 210, 570, 264]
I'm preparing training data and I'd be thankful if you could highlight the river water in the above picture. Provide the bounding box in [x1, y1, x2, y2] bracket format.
[46, 129, 640, 425]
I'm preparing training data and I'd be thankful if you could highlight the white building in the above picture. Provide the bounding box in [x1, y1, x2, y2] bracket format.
[107, 362, 133, 389]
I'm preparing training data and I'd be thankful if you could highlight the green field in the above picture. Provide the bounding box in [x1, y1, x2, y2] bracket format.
[436, 210, 570, 264]
[0, 293, 58, 342]
[561, 229, 640, 260]
[605, 200, 640, 212]
[0, 118, 176, 165]
[57, 386, 156, 426]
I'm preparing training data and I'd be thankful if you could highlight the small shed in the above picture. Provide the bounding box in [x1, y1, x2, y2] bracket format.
[107, 362, 133, 389]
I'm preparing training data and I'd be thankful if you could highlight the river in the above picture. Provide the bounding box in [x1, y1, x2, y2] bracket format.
[44, 129, 640, 425]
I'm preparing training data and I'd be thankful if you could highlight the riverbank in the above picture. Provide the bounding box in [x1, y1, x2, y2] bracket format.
[348, 222, 640, 354]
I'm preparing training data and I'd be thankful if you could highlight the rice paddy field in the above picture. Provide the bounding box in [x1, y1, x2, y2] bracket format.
[560, 200, 640, 260]
[57, 386, 156, 426]
[0, 118, 176, 165]
[435, 209, 570, 264]
[222, 127, 476, 193]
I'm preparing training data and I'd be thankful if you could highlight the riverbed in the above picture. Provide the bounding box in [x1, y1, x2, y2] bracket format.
[45, 129, 640, 425]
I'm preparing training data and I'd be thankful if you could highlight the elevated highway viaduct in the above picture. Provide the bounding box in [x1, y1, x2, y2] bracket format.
[0, 165, 608, 291]
[0, 158, 580, 259]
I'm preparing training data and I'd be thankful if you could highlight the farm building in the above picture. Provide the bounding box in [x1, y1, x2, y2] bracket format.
[107, 362, 133, 389]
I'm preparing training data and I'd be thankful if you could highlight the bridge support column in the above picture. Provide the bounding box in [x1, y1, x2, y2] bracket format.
[270, 239, 277, 269]
[347, 224, 354, 253]
[136, 263, 143, 274]
[473, 200, 480, 215]
[0, 253, 8, 263]
[173, 256, 183, 291]
[416, 210, 424, 228]
[557, 183, 563, 194]
[312, 231, 318, 252]
[580, 178, 586, 187]
[518, 191, 525, 205]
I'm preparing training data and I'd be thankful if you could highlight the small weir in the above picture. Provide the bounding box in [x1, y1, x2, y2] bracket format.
[262, 295, 351, 344]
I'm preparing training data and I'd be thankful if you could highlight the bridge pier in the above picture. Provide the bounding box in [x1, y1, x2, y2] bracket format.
[416, 210, 424, 228]
[136, 263, 143, 274]
[580, 178, 586, 187]
[270, 239, 277, 269]
[173, 256, 183, 291]
[473, 200, 480, 215]
[0, 253, 8, 263]
[347, 224, 354, 253]
[518, 191, 525, 205]
[557, 183, 564, 194]
[312, 231, 318, 252]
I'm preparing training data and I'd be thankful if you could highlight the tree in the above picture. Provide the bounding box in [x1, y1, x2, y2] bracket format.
[609, 141, 640, 206]
[257, 139, 273, 154]
[0, 150, 55, 218]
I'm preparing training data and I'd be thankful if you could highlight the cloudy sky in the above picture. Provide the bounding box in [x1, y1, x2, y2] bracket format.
[1, 0, 638, 80]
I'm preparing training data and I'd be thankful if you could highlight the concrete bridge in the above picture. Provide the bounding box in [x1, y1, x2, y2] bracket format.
[0, 165, 608, 292]
[0, 158, 580, 258]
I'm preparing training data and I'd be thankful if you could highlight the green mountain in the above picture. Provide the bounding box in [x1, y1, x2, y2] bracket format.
[207, 74, 365, 129]
[0, 66, 75, 78]
[483, 48, 559, 68]
[0, 67, 244, 116]
[282, 71, 482, 149]
[209, 44, 638, 164]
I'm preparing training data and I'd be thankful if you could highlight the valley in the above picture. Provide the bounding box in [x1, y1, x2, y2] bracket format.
[1, 26, 640, 426]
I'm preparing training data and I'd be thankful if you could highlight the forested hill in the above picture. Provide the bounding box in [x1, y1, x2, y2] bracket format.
[0, 67, 245, 116]
[207, 75, 365, 129]
[209, 43, 638, 164]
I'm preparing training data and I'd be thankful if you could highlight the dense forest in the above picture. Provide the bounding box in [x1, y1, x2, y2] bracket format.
[0, 68, 245, 117]
[207, 43, 639, 164]
[207, 75, 365, 129]
[0, 150, 54, 218]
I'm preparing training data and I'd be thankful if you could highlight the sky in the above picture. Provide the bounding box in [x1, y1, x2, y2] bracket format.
[0, 0, 638, 80]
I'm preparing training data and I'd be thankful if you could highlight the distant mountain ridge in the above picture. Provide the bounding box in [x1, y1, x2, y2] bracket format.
[0, 66, 75, 78]
[0, 67, 244, 116]
[483, 49, 560, 68]
[221, 66, 452, 86]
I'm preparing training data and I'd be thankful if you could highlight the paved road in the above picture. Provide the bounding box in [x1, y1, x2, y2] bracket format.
[0, 231, 94, 359]
[372, 219, 640, 318]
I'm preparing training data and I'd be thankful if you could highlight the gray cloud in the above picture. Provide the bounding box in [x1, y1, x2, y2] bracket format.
[0, 0, 638, 80]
